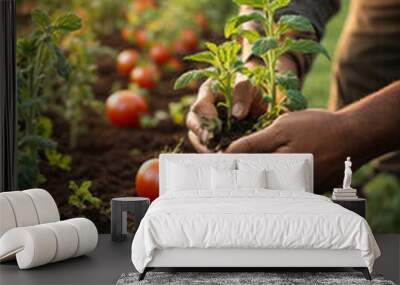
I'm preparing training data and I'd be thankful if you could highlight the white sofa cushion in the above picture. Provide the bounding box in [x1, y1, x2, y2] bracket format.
[236, 169, 267, 189]
[238, 159, 308, 191]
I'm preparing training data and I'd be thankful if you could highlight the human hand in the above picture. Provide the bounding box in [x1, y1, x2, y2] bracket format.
[224, 109, 349, 193]
[186, 56, 298, 153]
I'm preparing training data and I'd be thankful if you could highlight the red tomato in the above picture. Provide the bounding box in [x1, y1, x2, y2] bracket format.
[172, 40, 188, 55]
[105, 90, 148, 128]
[130, 64, 160, 90]
[167, 57, 183, 72]
[180, 29, 199, 52]
[149, 43, 171, 65]
[135, 158, 159, 202]
[195, 13, 208, 30]
[134, 29, 148, 48]
[117, 49, 139, 76]
[133, 0, 155, 13]
[121, 27, 131, 42]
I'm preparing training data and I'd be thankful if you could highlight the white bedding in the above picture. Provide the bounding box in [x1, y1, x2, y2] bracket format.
[131, 190, 380, 273]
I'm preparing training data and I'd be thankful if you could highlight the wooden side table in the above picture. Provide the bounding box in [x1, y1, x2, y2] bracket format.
[332, 198, 366, 218]
[111, 197, 150, 242]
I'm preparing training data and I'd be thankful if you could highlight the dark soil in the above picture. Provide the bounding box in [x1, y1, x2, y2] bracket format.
[205, 106, 257, 151]
[41, 32, 197, 233]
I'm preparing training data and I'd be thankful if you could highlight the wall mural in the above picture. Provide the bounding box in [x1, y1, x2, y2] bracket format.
[10, 0, 400, 233]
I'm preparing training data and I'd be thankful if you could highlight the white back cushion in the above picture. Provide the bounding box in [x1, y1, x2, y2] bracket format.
[211, 168, 236, 190]
[166, 160, 235, 192]
[160, 154, 313, 194]
[236, 169, 267, 189]
[238, 159, 308, 191]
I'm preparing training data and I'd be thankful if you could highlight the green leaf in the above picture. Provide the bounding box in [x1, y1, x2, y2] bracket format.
[252, 37, 278, 56]
[184, 51, 215, 65]
[224, 12, 266, 38]
[50, 44, 70, 80]
[276, 71, 299, 90]
[54, 13, 82, 32]
[270, 0, 291, 12]
[240, 30, 260, 44]
[205, 42, 219, 54]
[233, 0, 265, 9]
[284, 89, 307, 111]
[174, 68, 215, 89]
[278, 15, 315, 33]
[287, 39, 330, 60]
[32, 9, 51, 29]
[18, 135, 56, 150]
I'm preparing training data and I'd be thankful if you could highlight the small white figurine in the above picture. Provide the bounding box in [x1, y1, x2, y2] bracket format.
[342, 157, 353, 189]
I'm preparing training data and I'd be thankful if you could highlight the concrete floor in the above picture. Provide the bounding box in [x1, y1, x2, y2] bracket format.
[1, 234, 399, 285]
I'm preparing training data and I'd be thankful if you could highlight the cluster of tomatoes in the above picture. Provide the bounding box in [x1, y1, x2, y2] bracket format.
[105, 0, 206, 202]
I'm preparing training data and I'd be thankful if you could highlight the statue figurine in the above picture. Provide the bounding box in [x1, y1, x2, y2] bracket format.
[342, 157, 353, 189]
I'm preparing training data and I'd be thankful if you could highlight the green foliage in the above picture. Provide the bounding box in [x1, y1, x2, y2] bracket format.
[39, 0, 126, 36]
[16, 9, 80, 189]
[364, 174, 400, 233]
[55, 33, 112, 148]
[68, 180, 102, 210]
[175, 41, 245, 129]
[169, 96, 196, 125]
[139, 111, 169, 128]
[229, 0, 329, 129]
[45, 150, 71, 171]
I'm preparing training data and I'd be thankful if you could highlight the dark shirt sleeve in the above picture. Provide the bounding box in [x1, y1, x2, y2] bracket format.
[276, 0, 341, 41]
[242, 0, 340, 79]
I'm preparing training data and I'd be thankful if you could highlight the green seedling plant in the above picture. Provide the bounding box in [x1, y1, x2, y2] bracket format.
[68, 180, 102, 210]
[16, 9, 80, 188]
[226, 0, 330, 129]
[174, 0, 329, 150]
[174, 41, 248, 149]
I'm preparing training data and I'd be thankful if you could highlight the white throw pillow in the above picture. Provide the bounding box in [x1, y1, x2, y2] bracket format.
[211, 168, 237, 190]
[236, 169, 267, 189]
[238, 159, 308, 191]
[166, 159, 236, 192]
[167, 163, 210, 191]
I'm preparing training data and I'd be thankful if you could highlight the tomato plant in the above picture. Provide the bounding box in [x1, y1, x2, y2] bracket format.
[135, 158, 159, 202]
[16, 9, 80, 188]
[130, 64, 160, 90]
[117, 49, 140, 75]
[106, 90, 149, 128]
[174, 0, 329, 150]
[68, 180, 102, 210]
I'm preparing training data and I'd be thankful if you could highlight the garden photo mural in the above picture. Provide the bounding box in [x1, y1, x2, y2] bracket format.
[15, 0, 400, 233]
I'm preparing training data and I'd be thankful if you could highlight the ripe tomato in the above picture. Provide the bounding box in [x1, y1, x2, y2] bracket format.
[135, 158, 159, 202]
[133, 0, 155, 13]
[195, 13, 208, 30]
[117, 49, 139, 76]
[149, 43, 171, 65]
[172, 40, 188, 55]
[105, 90, 148, 128]
[130, 64, 160, 90]
[180, 29, 199, 52]
[167, 57, 183, 72]
[134, 29, 148, 48]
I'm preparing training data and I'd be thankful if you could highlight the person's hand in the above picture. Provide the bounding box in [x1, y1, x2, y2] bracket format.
[224, 109, 349, 192]
[186, 56, 298, 153]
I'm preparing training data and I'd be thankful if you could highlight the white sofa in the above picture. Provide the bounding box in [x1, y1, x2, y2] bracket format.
[131, 153, 380, 281]
[0, 189, 98, 269]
